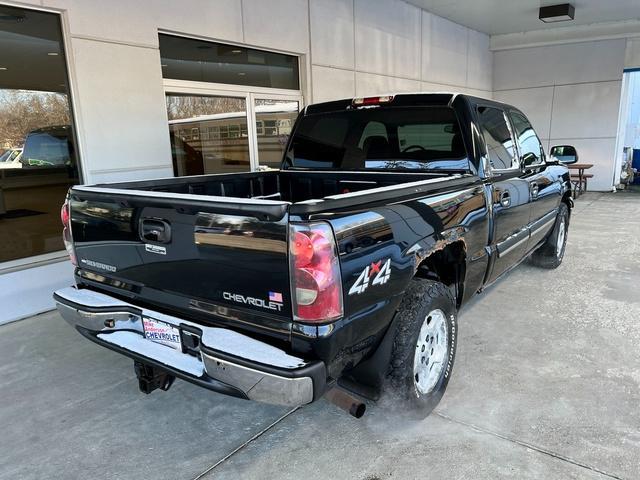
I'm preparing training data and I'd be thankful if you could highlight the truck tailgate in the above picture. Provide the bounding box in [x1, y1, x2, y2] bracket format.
[68, 186, 293, 332]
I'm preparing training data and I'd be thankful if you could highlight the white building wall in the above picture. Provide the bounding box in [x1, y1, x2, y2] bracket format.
[309, 0, 493, 103]
[493, 39, 627, 192]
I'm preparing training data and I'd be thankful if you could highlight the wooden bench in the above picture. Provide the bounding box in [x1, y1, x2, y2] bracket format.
[570, 173, 593, 197]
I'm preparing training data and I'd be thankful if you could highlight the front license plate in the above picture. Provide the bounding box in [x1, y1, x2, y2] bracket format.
[142, 317, 182, 350]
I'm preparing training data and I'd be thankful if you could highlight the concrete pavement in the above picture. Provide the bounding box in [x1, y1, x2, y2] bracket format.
[1, 192, 639, 479]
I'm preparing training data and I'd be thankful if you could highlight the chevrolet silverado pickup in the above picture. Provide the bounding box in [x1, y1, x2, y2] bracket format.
[54, 93, 576, 417]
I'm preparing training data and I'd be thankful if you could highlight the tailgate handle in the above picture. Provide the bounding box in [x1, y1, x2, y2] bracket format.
[140, 218, 171, 243]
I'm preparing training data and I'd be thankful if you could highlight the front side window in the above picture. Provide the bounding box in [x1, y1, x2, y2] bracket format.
[510, 111, 544, 167]
[477, 106, 517, 170]
[285, 107, 469, 171]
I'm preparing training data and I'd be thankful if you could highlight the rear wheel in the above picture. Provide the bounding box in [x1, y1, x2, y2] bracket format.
[386, 279, 457, 418]
[531, 203, 569, 269]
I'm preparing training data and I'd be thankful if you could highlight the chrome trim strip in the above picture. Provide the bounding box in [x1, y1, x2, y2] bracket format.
[530, 215, 557, 237]
[499, 232, 529, 257]
[497, 209, 558, 258]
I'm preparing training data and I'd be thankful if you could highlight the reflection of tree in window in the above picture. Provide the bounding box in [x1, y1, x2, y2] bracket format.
[0, 91, 71, 148]
[165, 95, 246, 120]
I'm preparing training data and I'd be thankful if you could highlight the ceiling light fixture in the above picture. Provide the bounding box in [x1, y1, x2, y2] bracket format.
[47, 52, 59, 56]
[539, 3, 575, 23]
[0, 67, 7, 71]
[238, 72, 246, 76]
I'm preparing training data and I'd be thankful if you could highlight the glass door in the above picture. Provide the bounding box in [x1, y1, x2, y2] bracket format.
[164, 84, 302, 176]
[251, 97, 300, 170]
[165, 93, 251, 176]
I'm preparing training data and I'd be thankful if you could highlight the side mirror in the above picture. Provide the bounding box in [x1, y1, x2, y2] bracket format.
[549, 145, 578, 165]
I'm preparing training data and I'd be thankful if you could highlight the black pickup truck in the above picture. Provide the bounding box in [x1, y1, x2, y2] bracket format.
[54, 93, 576, 418]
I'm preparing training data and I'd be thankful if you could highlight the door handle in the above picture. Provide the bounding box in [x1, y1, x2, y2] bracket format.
[499, 190, 511, 208]
[530, 182, 539, 199]
[140, 218, 171, 243]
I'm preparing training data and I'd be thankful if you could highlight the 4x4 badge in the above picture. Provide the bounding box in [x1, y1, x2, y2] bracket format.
[348, 258, 391, 295]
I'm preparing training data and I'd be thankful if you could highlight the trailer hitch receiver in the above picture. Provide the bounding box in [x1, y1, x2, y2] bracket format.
[134, 361, 175, 394]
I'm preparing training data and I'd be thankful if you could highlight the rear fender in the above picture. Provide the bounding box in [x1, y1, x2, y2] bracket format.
[407, 228, 467, 305]
[344, 229, 467, 391]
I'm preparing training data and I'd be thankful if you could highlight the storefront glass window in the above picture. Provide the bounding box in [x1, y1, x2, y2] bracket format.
[160, 34, 299, 90]
[0, 5, 79, 264]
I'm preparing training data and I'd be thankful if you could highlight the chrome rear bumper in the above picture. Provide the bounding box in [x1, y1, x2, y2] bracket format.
[53, 287, 325, 406]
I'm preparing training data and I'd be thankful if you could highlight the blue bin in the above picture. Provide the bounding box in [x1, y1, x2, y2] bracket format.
[633, 149, 640, 184]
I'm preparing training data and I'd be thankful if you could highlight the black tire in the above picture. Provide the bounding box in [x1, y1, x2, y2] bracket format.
[386, 279, 457, 418]
[530, 203, 570, 269]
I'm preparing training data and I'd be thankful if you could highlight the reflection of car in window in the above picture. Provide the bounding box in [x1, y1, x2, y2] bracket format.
[0, 147, 23, 169]
[21, 125, 73, 168]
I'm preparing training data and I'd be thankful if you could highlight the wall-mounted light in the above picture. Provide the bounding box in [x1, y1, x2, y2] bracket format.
[0, 67, 7, 71]
[231, 49, 242, 54]
[47, 52, 59, 56]
[539, 3, 575, 23]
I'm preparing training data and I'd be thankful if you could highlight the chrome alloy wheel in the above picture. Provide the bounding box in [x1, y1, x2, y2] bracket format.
[556, 217, 566, 259]
[413, 309, 448, 396]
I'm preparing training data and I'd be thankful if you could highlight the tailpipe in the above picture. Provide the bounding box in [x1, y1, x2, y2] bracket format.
[324, 387, 366, 418]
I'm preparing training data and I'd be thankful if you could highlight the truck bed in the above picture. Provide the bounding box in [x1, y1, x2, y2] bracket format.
[68, 169, 477, 347]
[85, 170, 466, 204]
[77, 169, 476, 219]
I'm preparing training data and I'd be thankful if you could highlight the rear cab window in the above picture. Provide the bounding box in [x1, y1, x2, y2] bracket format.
[284, 106, 470, 172]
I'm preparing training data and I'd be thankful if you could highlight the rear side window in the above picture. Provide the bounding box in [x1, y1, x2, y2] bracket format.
[284, 106, 469, 171]
[477, 106, 517, 170]
[509, 111, 544, 167]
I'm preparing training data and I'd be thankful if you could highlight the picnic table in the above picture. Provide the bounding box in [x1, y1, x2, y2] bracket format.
[568, 163, 593, 197]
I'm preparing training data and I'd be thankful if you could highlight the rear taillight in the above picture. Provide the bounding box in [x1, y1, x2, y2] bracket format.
[289, 222, 343, 323]
[61, 197, 76, 266]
